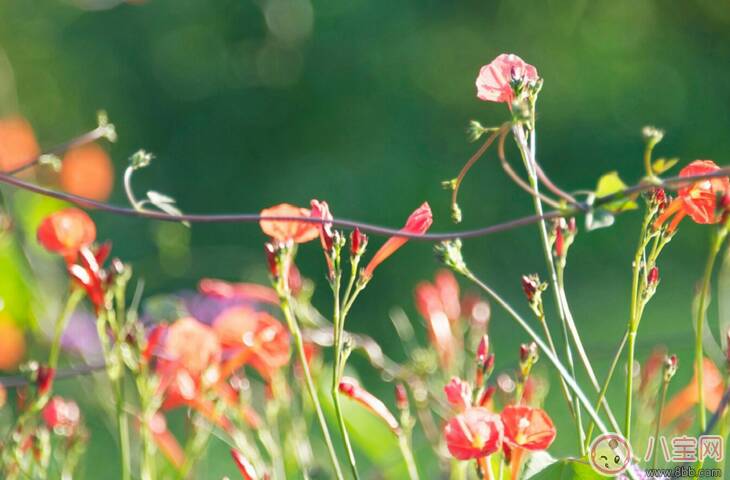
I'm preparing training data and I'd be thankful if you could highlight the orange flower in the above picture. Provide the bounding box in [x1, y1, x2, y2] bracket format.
[37, 208, 96, 261]
[0, 116, 40, 173]
[59, 144, 114, 201]
[500, 405, 556, 451]
[213, 307, 290, 380]
[654, 160, 730, 232]
[363, 202, 433, 279]
[0, 312, 25, 371]
[259, 203, 319, 243]
[339, 377, 400, 434]
[661, 357, 725, 427]
[155, 317, 222, 410]
[444, 407, 504, 460]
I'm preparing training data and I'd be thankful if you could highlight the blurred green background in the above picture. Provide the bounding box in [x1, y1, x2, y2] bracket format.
[2, 0, 730, 477]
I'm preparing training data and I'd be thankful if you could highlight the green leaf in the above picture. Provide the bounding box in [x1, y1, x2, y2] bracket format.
[146, 191, 190, 227]
[594, 171, 638, 213]
[651, 157, 679, 175]
[524, 458, 603, 480]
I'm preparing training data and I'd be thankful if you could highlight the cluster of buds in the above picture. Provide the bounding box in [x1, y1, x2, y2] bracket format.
[550, 217, 577, 266]
[650, 188, 669, 214]
[521, 274, 547, 317]
[519, 342, 539, 382]
[642, 126, 665, 149]
[435, 239, 467, 275]
[475, 334, 495, 390]
[642, 265, 660, 304]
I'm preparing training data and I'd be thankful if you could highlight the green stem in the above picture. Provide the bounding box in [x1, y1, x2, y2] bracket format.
[331, 267, 360, 479]
[696, 226, 728, 431]
[280, 295, 344, 480]
[514, 126, 585, 452]
[48, 289, 84, 371]
[651, 380, 669, 469]
[397, 433, 420, 480]
[114, 374, 131, 480]
[537, 309, 577, 422]
[584, 329, 628, 450]
[624, 329, 637, 440]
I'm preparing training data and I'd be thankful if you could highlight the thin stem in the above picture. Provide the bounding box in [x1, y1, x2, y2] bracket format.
[624, 330, 637, 440]
[537, 308, 577, 425]
[279, 295, 344, 480]
[451, 125, 507, 209]
[584, 329, 629, 449]
[695, 226, 728, 431]
[397, 433, 420, 480]
[331, 267, 360, 479]
[513, 125, 585, 452]
[48, 289, 84, 371]
[651, 380, 670, 469]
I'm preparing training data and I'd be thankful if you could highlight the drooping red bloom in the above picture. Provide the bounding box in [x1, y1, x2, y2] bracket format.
[198, 278, 279, 305]
[310, 199, 334, 251]
[414, 280, 455, 370]
[339, 377, 400, 434]
[444, 407, 504, 460]
[654, 160, 730, 232]
[259, 203, 319, 244]
[42, 396, 80, 435]
[67, 243, 113, 312]
[444, 377, 472, 412]
[213, 307, 291, 380]
[475, 54, 539, 104]
[500, 405, 556, 451]
[362, 203, 433, 279]
[37, 208, 96, 262]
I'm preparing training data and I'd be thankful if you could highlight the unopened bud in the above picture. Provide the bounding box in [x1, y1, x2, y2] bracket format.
[653, 188, 668, 211]
[648, 266, 660, 285]
[663, 354, 678, 382]
[554, 226, 564, 258]
[37, 366, 56, 397]
[484, 353, 495, 376]
[264, 243, 278, 277]
[521, 275, 538, 302]
[477, 385, 496, 407]
[395, 384, 408, 411]
[476, 335, 489, 367]
[350, 227, 368, 257]
[642, 126, 664, 145]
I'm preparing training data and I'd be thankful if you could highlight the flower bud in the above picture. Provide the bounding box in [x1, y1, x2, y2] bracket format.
[663, 354, 678, 383]
[476, 335, 489, 367]
[648, 266, 660, 285]
[484, 353, 495, 376]
[37, 366, 55, 397]
[554, 226, 564, 258]
[263, 242, 278, 277]
[653, 188, 668, 211]
[642, 126, 664, 145]
[477, 385, 496, 407]
[340, 377, 400, 434]
[350, 227, 368, 257]
[395, 384, 409, 411]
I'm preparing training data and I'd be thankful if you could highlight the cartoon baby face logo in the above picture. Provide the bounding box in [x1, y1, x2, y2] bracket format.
[589, 433, 632, 476]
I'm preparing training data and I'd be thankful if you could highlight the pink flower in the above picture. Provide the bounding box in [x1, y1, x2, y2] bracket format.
[475, 54, 538, 104]
[363, 202, 433, 279]
[444, 407, 504, 460]
[444, 377, 472, 412]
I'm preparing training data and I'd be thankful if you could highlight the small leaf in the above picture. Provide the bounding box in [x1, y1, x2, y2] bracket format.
[147, 191, 190, 227]
[652, 157, 679, 175]
[584, 194, 616, 231]
[594, 171, 638, 213]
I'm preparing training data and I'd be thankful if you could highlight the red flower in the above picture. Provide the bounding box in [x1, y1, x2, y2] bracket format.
[259, 203, 319, 244]
[444, 377, 472, 412]
[475, 54, 538, 104]
[500, 405, 556, 451]
[362, 202, 433, 279]
[654, 160, 730, 232]
[339, 377, 400, 434]
[0, 116, 40, 173]
[149, 413, 185, 469]
[37, 208, 96, 262]
[67, 243, 113, 312]
[415, 281, 455, 370]
[42, 396, 80, 435]
[444, 407, 504, 460]
[213, 307, 291, 380]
